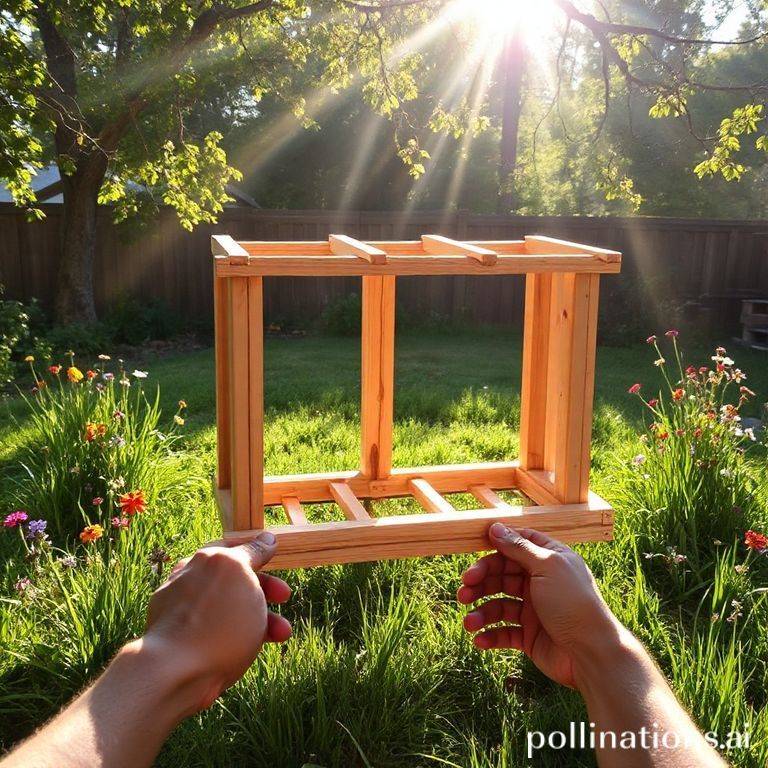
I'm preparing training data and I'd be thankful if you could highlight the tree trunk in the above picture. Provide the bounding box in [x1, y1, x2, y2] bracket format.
[496, 26, 525, 215]
[53, 161, 106, 325]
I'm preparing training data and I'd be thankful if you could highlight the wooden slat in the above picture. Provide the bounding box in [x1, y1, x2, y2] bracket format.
[329, 482, 371, 521]
[524, 235, 621, 262]
[262, 461, 519, 506]
[547, 273, 600, 503]
[248, 276, 265, 529]
[519, 273, 552, 471]
[282, 496, 308, 526]
[238, 240, 527, 256]
[229, 278, 251, 529]
[330, 234, 387, 264]
[468, 484, 518, 511]
[216, 254, 621, 278]
[421, 234, 498, 265]
[221, 494, 614, 570]
[214, 271, 231, 489]
[211, 234, 249, 265]
[409, 478, 455, 514]
[360, 275, 395, 479]
[515, 468, 560, 507]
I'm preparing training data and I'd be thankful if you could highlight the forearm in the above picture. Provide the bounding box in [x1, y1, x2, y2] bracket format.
[2, 639, 200, 768]
[574, 624, 726, 768]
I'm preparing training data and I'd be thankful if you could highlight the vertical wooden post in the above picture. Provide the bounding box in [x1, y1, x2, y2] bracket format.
[214, 269, 231, 490]
[229, 277, 252, 530]
[248, 276, 265, 529]
[519, 273, 552, 471]
[361, 275, 396, 479]
[546, 273, 600, 504]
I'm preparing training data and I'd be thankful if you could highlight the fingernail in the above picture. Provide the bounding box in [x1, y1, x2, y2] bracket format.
[490, 522, 511, 539]
[257, 531, 276, 545]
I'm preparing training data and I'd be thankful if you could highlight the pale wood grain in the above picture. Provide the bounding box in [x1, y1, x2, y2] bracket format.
[248, 276, 265, 529]
[421, 234, 497, 265]
[281, 496, 308, 526]
[329, 482, 371, 521]
[213, 272, 231, 490]
[409, 478, 456, 514]
[330, 234, 387, 264]
[211, 234, 249, 264]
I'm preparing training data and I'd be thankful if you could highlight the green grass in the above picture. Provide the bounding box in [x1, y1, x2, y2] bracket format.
[1, 328, 768, 767]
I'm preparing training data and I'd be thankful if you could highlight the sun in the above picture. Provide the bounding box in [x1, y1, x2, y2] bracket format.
[456, 0, 563, 46]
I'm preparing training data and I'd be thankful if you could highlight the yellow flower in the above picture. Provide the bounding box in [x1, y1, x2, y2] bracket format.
[24, 355, 34, 362]
[174, 415, 185, 426]
[79, 524, 103, 543]
[178, 400, 187, 409]
[67, 366, 84, 383]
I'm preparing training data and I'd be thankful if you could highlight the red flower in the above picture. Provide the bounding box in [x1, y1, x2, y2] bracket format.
[745, 530, 768, 552]
[86, 369, 97, 380]
[119, 490, 147, 516]
[84, 422, 107, 443]
[665, 329, 679, 338]
[657, 431, 669, 440]
[92, 497, 104, 506]
[646, 335, 656, 344]
[647, 398, 658, 408]
[685, 366, 697, 378]
[693, 428, 703, 439]
[49, 364, 62, 375]
[672, 388, 685, 401]
[698, 366, 708, 375]
[628, 383, 641, 395]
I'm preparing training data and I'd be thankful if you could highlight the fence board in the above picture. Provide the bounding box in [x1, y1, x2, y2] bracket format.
[0, 203, 766, 334]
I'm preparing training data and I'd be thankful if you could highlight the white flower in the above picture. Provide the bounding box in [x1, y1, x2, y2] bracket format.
[719, 468, 733, 478]
[132, 370, 148, 379]
[744, 427, 756, 441]
[98, 354, 111, 361]
[722, 357, 734, 366]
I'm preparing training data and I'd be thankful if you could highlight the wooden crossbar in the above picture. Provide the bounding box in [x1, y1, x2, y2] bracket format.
[212, 233, 620, 568]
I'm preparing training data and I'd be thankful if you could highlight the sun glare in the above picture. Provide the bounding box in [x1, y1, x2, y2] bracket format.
[458, 0, 562, 45]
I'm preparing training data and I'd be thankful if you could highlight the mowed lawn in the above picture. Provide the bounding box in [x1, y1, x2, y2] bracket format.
[1, 328, 767, 767]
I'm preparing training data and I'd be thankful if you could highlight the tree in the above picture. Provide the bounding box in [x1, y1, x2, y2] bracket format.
[2, 0, 767, 324]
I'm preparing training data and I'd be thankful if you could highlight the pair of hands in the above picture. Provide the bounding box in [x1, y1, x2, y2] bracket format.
[145, 524, 617, 711]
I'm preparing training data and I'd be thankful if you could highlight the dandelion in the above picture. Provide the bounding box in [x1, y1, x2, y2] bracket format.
[132, 370, 148, 379]
[3, 511, 28, 528]
[174, 415, 185, 426]
[119, 490, 147, 516]
[67, 366, 84, 383]
[79, 524, 104, 543]
[628, 383, 641, 395]
[49, 364, 62, 375]
[745, 530, 768, 553]
[654, 358, 666, 367]
[646, 335, 656, 344]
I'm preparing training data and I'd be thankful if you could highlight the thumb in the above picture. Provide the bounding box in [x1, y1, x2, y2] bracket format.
[488, 523, 551, 572]
[233, 531, 278, 572]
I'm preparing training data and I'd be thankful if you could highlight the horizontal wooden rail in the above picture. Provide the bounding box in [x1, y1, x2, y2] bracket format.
[217, 253, 620, 277]
[409, 478, 456, 514]
[261, 462, 520, 506]
[219, 495, 614, 570]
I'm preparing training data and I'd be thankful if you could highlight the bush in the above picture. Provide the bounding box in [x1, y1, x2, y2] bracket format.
[0, 286, 47, 386]
[43, 322, 113, 357]
[103, 296, 181, 346]
[10, 354, 187, 540]
[617, 331, 762, 570]
[319, 292, 362, 336]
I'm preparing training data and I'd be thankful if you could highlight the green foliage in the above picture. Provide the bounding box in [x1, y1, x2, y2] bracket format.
[10, 355, 186, 539]
[319, 292, 363, 336]
[0, 287, 46, 386]
[103, 297, 180, 346]
[43, 323, 113, 358]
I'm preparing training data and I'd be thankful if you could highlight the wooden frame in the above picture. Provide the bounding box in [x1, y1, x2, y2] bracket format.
[212, 233, 621, 570]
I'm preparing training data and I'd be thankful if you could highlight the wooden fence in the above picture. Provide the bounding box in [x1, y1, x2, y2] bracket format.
[1, 203, 767, 334]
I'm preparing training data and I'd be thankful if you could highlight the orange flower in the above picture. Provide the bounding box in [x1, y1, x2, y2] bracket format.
[79, 524, 104, 543]
[86, 369, 98, 380]
[49, 364, 62, 375]
[672, 388, 685, 401]
[745, 530, 768, 552]
[84, 422, 107, 442]
[67, 366, 84, 383]
[119, 490, 147, 516]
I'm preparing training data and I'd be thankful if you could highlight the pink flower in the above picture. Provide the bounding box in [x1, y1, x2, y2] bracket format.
[647, 398, 658, 408]
[628, 383, 641, 395]
[92, 497, 104, 506]
[646, 335, 656, 344]
[665, 329, 679, 338]
[111, 516, 130, 529]
[4, 511, 29, 528]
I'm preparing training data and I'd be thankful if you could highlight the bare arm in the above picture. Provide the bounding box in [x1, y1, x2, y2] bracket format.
[458, 524, 726, 768]
[2, 532, 291, 768]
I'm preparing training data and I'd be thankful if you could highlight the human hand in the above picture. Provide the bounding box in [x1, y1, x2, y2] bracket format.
[142, 531, 292, 713]
[458, 524, 621, 689]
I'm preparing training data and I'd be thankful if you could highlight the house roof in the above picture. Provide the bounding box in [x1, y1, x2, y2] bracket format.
[0, 163, 260, 207]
